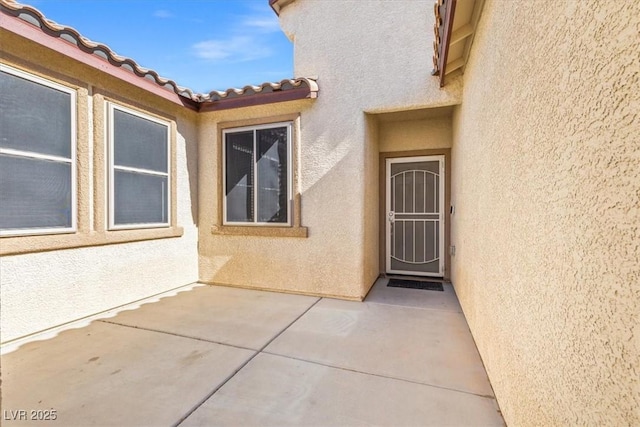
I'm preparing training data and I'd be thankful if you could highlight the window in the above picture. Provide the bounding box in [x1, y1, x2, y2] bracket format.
[107, 103, 170, 229]
[0, 64, 76, 236]
[223, 123, 292, 226]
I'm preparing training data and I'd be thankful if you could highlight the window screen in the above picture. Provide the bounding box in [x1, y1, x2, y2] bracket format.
[0, 69, 72, 158]
[0, 67, 74, 234]
[257, 127, 288, 223]
[113, 109, 168, 172]
[224, 124, 290, 225]
[0, 155, 72, 230]
[114, 170, 167, 225]
[110, 105, 169, 227]
[225, 131, 254, 222]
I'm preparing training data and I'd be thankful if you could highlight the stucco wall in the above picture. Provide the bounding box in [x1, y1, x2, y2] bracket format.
[450, 0, 640, 424]
[198, 101, 361, 297]
[280, 0, 461, 297]
[379, 114, 452, 152]
[280, 0, 462, 113]
[0, 33, 199, 343]
[198, 0, 460, 299]
[363, 114, 379, 287]
[199, 101, 385, 300]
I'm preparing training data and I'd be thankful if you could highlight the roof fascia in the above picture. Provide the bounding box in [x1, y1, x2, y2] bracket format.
[199, 86, 315, 112]
[439, 0, 457, 87]
[269, 0, 296, 16]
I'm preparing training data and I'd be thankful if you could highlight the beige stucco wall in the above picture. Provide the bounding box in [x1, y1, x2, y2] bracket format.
[450, 0, 640, 424]
[0, 32, 199, 343]
[379, 114, 452, 152]
[363, 114, 380, 290]
[198, 0, 461, 299]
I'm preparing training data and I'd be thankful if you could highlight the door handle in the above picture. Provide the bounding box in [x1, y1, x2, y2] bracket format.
[388, 211, 395, 223]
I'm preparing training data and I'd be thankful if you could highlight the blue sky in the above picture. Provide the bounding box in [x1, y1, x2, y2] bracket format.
[26, 0, 294, 93]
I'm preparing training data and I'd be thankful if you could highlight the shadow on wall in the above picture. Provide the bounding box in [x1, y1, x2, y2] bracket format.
[1, 283, 204, 355]
[200, 129, 372, 299]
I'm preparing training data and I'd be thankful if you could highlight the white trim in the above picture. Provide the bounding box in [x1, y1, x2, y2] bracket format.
[109, 102, 172, 128]
[0, 148, 73, 163]
[104, 101, 110, 230]
[385, 155, 445, 277]
[106, 102, 171, 230]
[108, 103, 115, 229]
[113, 164, 169, 177]
[222, 122, 293, 227]
[0, 225, 76, 237]
[108, 222, 170, 231]
[0, 64, 77, 237]
[253, 129, 258, 224]
[0, 63, 75, 94]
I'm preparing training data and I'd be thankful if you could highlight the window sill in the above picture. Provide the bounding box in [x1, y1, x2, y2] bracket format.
[211, 224, 308, 238]
[0, 226, 184, 256]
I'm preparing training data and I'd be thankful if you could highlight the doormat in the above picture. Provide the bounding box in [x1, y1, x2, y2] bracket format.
[387, 279, 444, 291]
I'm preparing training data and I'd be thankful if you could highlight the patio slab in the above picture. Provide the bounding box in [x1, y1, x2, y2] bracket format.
[103, 285, 319, 350]
[182, 352, 503, 426]
[265, 295, 493, 396]
[365, 277, 463, 312]
[0, 321, 254, 427]
[1, 283, 503, 426]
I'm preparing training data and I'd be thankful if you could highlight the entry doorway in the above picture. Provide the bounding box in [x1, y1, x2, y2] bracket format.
[385, 156, 445, 277]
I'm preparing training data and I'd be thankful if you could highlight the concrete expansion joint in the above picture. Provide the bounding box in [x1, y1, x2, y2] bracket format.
[95, 319, 256, 352]
[172, 297, 323, 427]
[260, 350, 497, 401]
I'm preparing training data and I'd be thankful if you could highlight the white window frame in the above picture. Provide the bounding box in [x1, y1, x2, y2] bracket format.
[0, 63, 77, 237]
[106, 102, 171, 230]
[222, 122, 293, 227]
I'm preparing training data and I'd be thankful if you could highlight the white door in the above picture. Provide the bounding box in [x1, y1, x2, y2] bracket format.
[386, 156, 445, 277]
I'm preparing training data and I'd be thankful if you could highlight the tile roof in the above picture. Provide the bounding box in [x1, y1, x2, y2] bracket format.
[0, 0, 317, 108]
[432, 0, 485, 87]
[202, 78, 318, 103]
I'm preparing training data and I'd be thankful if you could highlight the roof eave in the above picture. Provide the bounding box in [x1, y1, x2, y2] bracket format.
[269, 0, 297, 16]
[432, 0, 486, 87]
[432, 0, 457, 87]
[199, 85, 317, 112]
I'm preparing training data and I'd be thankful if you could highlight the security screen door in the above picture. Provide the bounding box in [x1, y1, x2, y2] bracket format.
[386, 156, 445, 277]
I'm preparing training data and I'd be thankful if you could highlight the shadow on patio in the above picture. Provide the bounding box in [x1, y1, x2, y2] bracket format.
[1, 280, 504, 426]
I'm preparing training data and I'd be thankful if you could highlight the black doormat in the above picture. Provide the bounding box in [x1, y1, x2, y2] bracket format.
[387, 279, 444, 291]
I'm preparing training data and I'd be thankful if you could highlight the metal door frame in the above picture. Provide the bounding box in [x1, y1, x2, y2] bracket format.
[385, 155, 445, 277]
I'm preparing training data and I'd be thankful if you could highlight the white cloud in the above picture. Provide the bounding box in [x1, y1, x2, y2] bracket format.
[241, 16, 281, 33]
[153, 10, 172, 19]
[191, 10, 282, 63]
[192, 36, 272, 62]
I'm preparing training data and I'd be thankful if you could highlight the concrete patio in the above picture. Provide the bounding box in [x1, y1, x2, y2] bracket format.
[1, 279, 504, 426]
